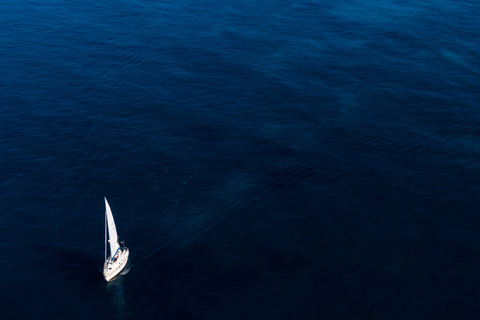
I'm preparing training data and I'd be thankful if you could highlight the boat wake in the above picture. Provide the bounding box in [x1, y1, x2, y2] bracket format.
[119, 265, 130, 275]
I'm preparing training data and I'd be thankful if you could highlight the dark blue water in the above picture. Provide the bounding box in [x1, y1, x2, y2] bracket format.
[1, 0, 479, 318]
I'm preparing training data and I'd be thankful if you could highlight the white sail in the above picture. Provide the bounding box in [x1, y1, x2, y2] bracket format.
[105, 197, 120, 259]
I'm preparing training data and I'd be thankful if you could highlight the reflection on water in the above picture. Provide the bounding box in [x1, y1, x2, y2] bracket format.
[107, 265, 131, 320]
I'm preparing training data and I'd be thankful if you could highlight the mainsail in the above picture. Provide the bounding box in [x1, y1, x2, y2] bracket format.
[105, 198, 120, 259]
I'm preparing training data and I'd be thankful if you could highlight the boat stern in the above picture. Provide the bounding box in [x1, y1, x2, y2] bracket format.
[103, 248, 129, 281]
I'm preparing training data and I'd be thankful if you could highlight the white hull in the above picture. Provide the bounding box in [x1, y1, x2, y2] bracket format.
[103, 248, 129, 282]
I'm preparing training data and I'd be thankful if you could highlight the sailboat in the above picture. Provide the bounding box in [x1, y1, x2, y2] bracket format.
[103, 197, 129, 282]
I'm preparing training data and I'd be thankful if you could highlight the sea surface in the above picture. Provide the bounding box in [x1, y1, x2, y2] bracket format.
[0, 0, 479, 319]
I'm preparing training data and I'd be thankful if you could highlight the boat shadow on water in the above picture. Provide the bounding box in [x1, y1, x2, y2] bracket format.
[38, 245, 106, 284]
[42, 244, 132, 318]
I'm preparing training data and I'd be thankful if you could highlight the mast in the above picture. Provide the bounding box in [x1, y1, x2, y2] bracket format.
[105, 203, 107, 262]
